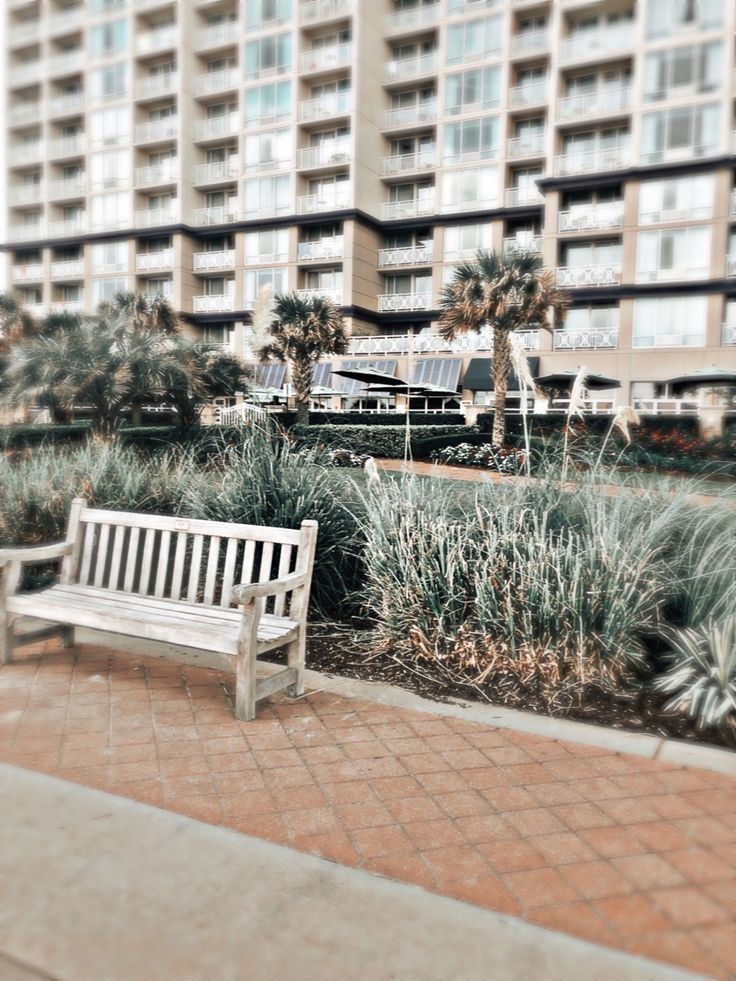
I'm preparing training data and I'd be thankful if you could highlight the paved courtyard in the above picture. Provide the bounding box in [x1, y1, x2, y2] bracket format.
[1, 640, 734, 978]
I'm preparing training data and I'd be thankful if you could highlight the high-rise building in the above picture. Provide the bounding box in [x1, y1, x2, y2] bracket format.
[4, 0, 736, 413]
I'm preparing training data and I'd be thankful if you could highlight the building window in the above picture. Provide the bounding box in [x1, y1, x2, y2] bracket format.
[444, 66, 501, 116]
[244, 228, 289, 263]
[446, 15, 503, 66]
[638, 174, 714, 224]
[632, 296, 707, 348]
[243, 128, 292, 171]
[441, 166, 498, 212]
[243, 267, 288, 304]
[640, 103, 720, 163]
[90, 192, 130, 230]
[643, 42, 722, 102]
[442, 115, 499, 164]
[91, 240, 127, 274]
[244, 81, 291, 128]
[244, 32, 292, 79]
[636, 227, 711, 282]
[89, 106, 130, 146]
[443, 223, 491, 261]
[92, 277, 127, 305]
[245, 0, 292, 28]
[90, 19, 128, 58]
[242, 175, 290, 216]
[90, 62, 129, 102]
[646, 0, 723, 39]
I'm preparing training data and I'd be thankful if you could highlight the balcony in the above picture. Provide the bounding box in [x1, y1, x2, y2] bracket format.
[554, 326, 618, 350]
[504, 186, 544, 208]
[508, 81, 547, 109]
[11, 185, 43, 206]
[50, 300, 85, 314]
[11, 263, 43, 284]
[135, 206, 178, 228]
[194, 68, 239, 97]
[135, 118, 178, 145]
[193, 160, 240, 185]
[296, 186, 352, 215]
[510, 29, 549, 57]
[48, 216, 86, 238]
[441, 195, 498, 215]
[194, 114, 238, 141]
[558, 202, 624, 233]
[381, 197, 435, 220]
[135, 73, 178, 100]
[48, 93, 84, 117]
[383, 102, 436, 130]
[560, 24, 634, 64]
[48, 136, 84, 160]
[48, 53, 81, 78]
[136, 250, 174, 273]
[193, 294, 236, 313]
[192, 249, 236, 272]
[11, 62, 42, 87]
[298, 91, 352, 123]
[11, 143, 43, 165]
[727, 255, 736, 278]
[731, 189, 736, 218]
[136, 24, 177, 55]
[377, 243, 433, 268]
[144, 284, 173, 302]
[50, 259, 84, 279]
[347, 329, 539, 355]
[503, 235, 541, 255]
[9, 21, 38, 46]
[557, 86, 631, 123]
[8, 224, 45, 242]
[300, 42, 352, 74]
[377, 292, 432, 313]
[299, 0, 354, 25]
[194, 202, 239, 225]
[25, 303, 47, 320]
[135, 162, 178, 187]
[722, 322, 736, 346]
[295, 288, 343, 305]
[297, 237, 344, 262]
[386, 52, 437, 83]
[380, 149, 436, 178]
[48, 9, 83, 36]
[556, 265, 621, 288]
[385, 2, 439, 35]
[297, 142, 351, 170]
[9, 103, 39, 126]
[196, 22, 237, 51]
[506, 133, 545, 159]
[554, 146, 629, 177]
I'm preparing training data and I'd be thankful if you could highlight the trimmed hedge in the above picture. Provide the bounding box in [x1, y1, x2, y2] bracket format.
[278, 411, 465, 429]
[412, 430, 491, 459]
[292, 424, 476, 459]
[475, 413, 701, 440]
[0, 423, 92, 450]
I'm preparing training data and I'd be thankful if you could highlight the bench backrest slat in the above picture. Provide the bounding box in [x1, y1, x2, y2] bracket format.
[203, 536, 221, 606]
[154, 530, 171, 599]
[171, 531, 187, 601]
[108, 525, 126, 591]
[186, 534, 204, 604]
[122, 526, 140, 593]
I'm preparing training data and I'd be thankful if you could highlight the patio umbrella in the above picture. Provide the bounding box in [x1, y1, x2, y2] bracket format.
[665, 367, 736, 393]
[310, 385, 344, 397]
[331, 366, 406, 387]
[536, 370, 621, 392]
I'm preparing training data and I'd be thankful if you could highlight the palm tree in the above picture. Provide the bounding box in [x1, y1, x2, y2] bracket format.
[439, 250, 569, 445]
[164, 341, 250, 429]
[258, 292, 348, 425]
[102, 290, 179, 335]
[0, 292, 37, 354]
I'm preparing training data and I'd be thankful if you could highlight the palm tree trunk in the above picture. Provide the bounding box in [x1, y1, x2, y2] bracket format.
[292, 358, 313, 426]
[492, 327, 511, 445]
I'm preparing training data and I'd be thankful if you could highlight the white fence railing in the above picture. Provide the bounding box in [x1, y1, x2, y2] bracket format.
[347, 330, 539, 356]
[558, 203, 624, 233]
[377, 244, 433, 268]
[193, 250, 236, 272]
[554, 327, 618, 350]
[217, 402, 269, 427]
[556, 265, 621, 288]
[297, 237, 344, 261]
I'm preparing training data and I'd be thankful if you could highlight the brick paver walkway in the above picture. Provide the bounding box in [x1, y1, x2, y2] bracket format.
[1, 642, 734, 978]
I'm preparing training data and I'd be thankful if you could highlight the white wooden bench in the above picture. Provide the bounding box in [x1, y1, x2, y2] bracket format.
[0, 498, 318, 721]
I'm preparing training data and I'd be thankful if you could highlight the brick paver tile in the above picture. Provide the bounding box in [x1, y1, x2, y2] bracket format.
[362, 852, 437, 892]
[579, 826, 647, 859]
[435, 790, 488, 818]
[443, 874, 522, 917]
[480, 785, 538, 812]
[595, 894, 670, 934]
[479, 838, 546, 874]
[282, 806, 342, 837]
[704, 878, 736, 915]
[531, 832, 597, 866]
[386, 795, 444, 824]
[403, 818, 467, 851]
[455, 813, 516, 844]
[552, 801, 613, 831]
[530, 902, 619, 949]
[351, 824, 413, 860]
[650, 886, 730, 928]
[502, 867, 578, 909]
[628, 820, 693, 852]
[422, 845, 493, 886]
[335, 800, 393, 831]
[613, 853, 686, 891]
[504, 806, 567, 837]
[560, 859, 634, 900]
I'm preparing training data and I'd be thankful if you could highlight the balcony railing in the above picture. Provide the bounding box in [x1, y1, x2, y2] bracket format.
[557, 86, 631, 122]
[194, 203, 239, 225]
[9, 21, 38, 46]
[727, 254, 736, 278]
[196, 22, 237, 51]
[299, 0, 354, 24]
[136, 250, 173, 273]
[11, 184, 43, 205]
[135, 162, 178, 187]
[558, 202, 624, 233]
[386, 52, 437, 82]
[297, 142, 351, 170]
[50, 259, 84, 279]
[11, 263, 43, 283]
[377, 292, 432, 313]
[48, 136, 84, 159]
[195, 114, 239, 141]
[296, 187, 352, 215]
[504, 186, 544, 207]
[385, 2, 439, 34]
[508, 81, 548, 109]
[383, 102, 436, 130]
[297, 237, 344, 262]
[48, 93, 84, 117]
[49, 53, 81, 78]
[49, 300, 85, 314]
[8, 224, 45, 242]
[295, 288, 343, 305]
[11, 62, 42, 87]
[348, 329, 539, 356]
[135, 206, 178, 228]
[11, 143, 44, 165]
[298, 91, 352, 123]
[192, 250, 236, 272]
[9, 103, 39, 125]
[300, 42, 352, 74]
[136, 24, 177, 54]
[135, 118, 178, 144]
[441, 196, 498, 215]
[510, 29, 549, 57]
[506, 133, 545, 159]
[503, 235, 541, 255]
[554, 327, 618, 350]
[377, 243, 433, 268]
[554, 146, 628, 177]
[193, 293, 235, 313]
[48, 9, 83, 35]
[722, 322, 736, 346]
[556, 264, 621, 288]
[731, 189, 736, 218]
[48, 217, 86, 238]
[560, 24, 634, 64]
[380, 149, 436, 177]
[381, 197, 435, 220]
[194, 68, 239, 97]
[193, 159, 240, 184]
[24, 303, 47, 320]
[135, 72, 178, 100]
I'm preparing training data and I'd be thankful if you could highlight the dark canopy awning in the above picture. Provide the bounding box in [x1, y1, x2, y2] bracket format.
[411, 358, 463, 391]
[463, 357, 540, 392]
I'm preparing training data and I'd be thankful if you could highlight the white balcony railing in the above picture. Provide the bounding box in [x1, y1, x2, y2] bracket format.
[295, 288, 343, 305]
[8, 224, 45, 242]
[136, 250, 173, 273]
[385, 2, 439, 34]
[727, 255, 736, 278]
[508, 81, 548, 109]
[347, 329, 539, 356]
[193, 293, 235, 313]
[25, 303, 47, 320]
[9, 102, 39, 125]
[192, 250, 236, 272]
[731, 189, 736, 218]
[296, 187, 352, 215]
[194, 203, 239, 225]
[48, 93, 84, 117]
[196, 22, 237, 51]
[560, 24, 634, 64]
[11, 184, 43, 205]
[556, 264, 621, 288]
[135, 206, 178, 227]
[383, 102, 437, 130]
[194, 114, 238, 141]
[297, 237, 344, 262]
[48, 53, 80, 78]
[386, 52, 437, 82]
[297, 142, 351, 170]
[722, 322, 736, 346]
[558, 202, 624, 233]
[48, 136, 84, 159]
[381, 197, 435, 220]
[11, 263, 43, 283]
[136, 24, 177, 55]
[135, 72, 178, 100]
[193, 159, 240, 184]
[380, 149, 436, 177]
[11, 62, 42, 87]
[11, 143, 44, 165]
[135, 162, 177, 187]
[441, 196, 498, 215]
[49, 300, 85, 314]
[554, 146, 629, 177]
[48, 8, 83, 35]
[506, 133, 545, 159]
[194, 68, 239, 97]
[557, 86, 631, 122]
[554, 327, 618, 350]
[9, 21, 38, 46]
[300, 42, 352, 74]
[510, 29, 549, 57]
[378, 292, 433, 313]
[50, 260, 84, 279]
[633, 399, 699, 416]
[504, 186, 544, 207]
[503, 235, 542, 255]
[377, 243, 433, 268]
[135, 118, 178, 144]
[298, 91, 352, 123]
[299, 0, 354, 24]
[48, 216, 86, 238]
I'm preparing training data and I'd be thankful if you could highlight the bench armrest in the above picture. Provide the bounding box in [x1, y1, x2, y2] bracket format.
[232, 571, 309, 607]
[0, 541, 72, 568]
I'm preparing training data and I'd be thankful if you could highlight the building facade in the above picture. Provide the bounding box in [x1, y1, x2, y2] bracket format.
[4, 0, 736, 412]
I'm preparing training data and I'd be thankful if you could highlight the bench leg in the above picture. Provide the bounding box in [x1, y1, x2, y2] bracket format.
[234, 636, 257, 722]
[0, 622, 13, 665]
[286, 628, 306, 698]
[60, 626, 75, 649]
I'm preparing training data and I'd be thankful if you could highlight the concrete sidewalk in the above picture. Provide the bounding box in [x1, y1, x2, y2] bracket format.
[0, 764, 696, 981]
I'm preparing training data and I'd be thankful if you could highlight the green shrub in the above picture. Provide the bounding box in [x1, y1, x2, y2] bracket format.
[292, 424, 474, 458]
[279, 411, 465, 428]
[0, 423, 92, 450]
